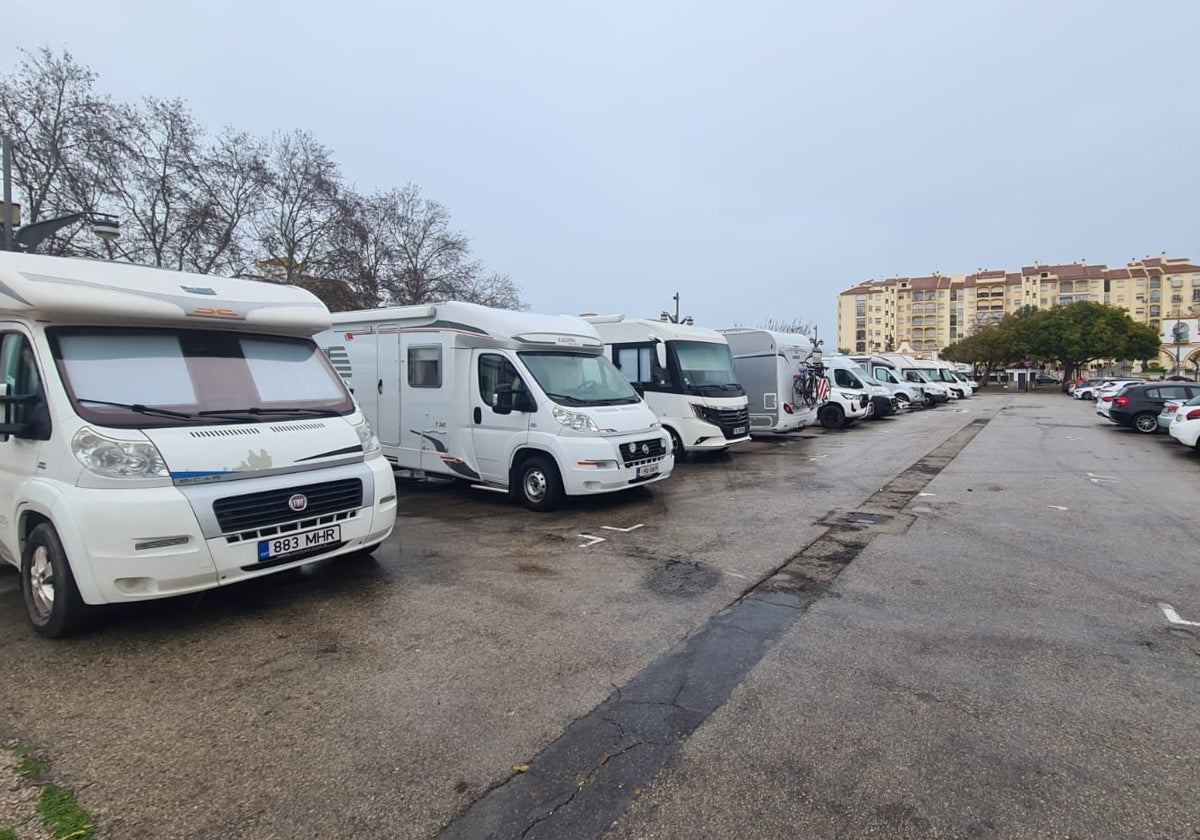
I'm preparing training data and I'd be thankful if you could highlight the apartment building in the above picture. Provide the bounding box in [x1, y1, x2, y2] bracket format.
[837, 254, 1200, 370]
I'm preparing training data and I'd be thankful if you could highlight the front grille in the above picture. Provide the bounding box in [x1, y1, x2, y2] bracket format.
[859, 395, 870, 409]
[700, 406, 750, 439]
[620, 438, 667, 468]
[212, 478, 363, 534]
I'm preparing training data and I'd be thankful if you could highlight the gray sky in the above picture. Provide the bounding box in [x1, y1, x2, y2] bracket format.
[11, 0, 1200, 344]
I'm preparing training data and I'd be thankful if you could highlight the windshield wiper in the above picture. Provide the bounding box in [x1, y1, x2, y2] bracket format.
[196, 406, 343, 418]
[77, 398, 196, 420]
[590, 396, 640, 405]
[542, 392, 588, 406]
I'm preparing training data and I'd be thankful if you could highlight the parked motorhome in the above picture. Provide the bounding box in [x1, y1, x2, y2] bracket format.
[849, 354, 926, 409]
[584, 315, 750, 455]
[0, 252, 397, 637]
[718, 329, 823, 434]
[817, 354, 874, 428]
[318, 303, 672, 511]
[929, 360, 974, 398]
[877, 354, 954, 403]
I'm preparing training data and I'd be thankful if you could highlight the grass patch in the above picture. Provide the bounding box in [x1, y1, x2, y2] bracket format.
[0, 828, 18, 840]
[9, 746, 43, 777]
[38, 785, 93, 839]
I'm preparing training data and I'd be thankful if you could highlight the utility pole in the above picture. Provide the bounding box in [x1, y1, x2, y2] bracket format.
[2, 132, 13, 252]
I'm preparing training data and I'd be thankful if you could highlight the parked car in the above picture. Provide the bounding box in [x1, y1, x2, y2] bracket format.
[1157, 398, 1187, 432]
[1070, 378, 1104, 399]
[1168, 395, 1200, 449]
[1034, 373, 1060, 385]
[1108, 383, 1200, 433]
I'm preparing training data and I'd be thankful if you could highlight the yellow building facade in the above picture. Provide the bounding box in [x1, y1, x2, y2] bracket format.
[837, 254, 1200, 372]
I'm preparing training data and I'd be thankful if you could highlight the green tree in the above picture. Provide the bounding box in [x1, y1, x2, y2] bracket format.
[1023, 302, 1160, 381]
[941, 316, 1028, 387]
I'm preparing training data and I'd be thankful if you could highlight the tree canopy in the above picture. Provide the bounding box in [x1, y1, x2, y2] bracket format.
[1, 48, 524, 311]
[940, 301, 1161, 382]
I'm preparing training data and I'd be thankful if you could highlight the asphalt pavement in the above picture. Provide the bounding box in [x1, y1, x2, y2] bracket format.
[1, 391, 1197, 839]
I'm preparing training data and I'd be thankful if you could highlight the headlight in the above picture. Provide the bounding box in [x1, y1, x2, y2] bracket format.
[552, 405, 599, 433]
[72, 427, 168, 478]
[353, 417, 380, 454]
[840, 391, 858, 400]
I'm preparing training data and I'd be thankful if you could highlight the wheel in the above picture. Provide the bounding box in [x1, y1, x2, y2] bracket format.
[21, 523, 90, 639]
[666, 427, 687, 461]
[895, 394, 911, 410]
[1133, 412, 1158, 434]
[819, 403, 845, 429]
[516, 455, 563, 512]
[924, 392, 936, 408]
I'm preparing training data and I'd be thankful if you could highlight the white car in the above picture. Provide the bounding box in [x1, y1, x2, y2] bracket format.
[1168, 396, 1200, 449]
[1080, 378, 1140, 401]
[1093, 381, 1139, 417]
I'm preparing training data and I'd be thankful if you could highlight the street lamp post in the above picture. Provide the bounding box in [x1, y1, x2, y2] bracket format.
[659, 292, 693, 325]
[2, 131, 120, 254]
[1172, 317, 1186, 377]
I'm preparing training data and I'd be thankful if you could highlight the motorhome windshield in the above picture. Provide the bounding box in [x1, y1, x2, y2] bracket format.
[50, 327, 354, 428]
[671, 341, 743, 396]
[519, 351, 640, 406]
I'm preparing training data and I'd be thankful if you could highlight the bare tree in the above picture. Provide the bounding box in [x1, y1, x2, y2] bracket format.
[758, 318, 815, 336]
[252, 130, 345, 283]
[0, 47, 117, 249]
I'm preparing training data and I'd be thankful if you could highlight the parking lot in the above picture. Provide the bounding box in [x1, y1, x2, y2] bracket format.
[2, 391, 1199, 839]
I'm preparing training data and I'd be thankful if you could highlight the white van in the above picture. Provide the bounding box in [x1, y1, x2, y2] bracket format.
[0, 253, 397, 637]
[317, 302, 672, 511]
[878, 354, 954, 403]
[584, 315, 751, 456]
[718, 328, 822, 434]
[851, 354, 934, 408]
[817, 354, 874, 428]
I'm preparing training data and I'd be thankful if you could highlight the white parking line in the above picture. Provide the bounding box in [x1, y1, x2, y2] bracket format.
[1159, 603, 1200, 627]
[1048, 505, 1069, 511]
[601, 524, 643, 533]
[577, 535, 605, 548]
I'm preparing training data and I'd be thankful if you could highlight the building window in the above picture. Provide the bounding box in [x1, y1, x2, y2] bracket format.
[1150, 305, 1160, 317]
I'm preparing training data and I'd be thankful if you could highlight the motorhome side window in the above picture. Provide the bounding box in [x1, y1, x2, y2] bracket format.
[833, 368, 860, 388]
[478, 353, 524, 405]
[0, 333, 43, 430]
[407, 345, 442, 388]
[613, 344, 668, 386]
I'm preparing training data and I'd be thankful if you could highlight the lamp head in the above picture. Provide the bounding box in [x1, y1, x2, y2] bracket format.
[90, 214, 120, 242]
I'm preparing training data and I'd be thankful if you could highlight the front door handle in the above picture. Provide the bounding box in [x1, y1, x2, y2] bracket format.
[377, 378, 383, 395]
[473, 407, 481, 424]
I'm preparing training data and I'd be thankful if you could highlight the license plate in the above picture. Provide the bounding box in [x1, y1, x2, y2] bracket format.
[732, 426, 747, 436]
[258, 525, 341, 561]
[636, 463, 660, 478]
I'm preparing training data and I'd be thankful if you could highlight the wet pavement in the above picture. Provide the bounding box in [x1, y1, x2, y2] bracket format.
[1, 393, 1198, 838]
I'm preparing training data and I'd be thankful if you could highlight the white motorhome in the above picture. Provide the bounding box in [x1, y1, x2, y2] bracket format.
[878, 354, 954, 403]
[928, 359, 973, 398]
[718, 329, 822, 434]
[851, 354, 932, 408]
[583, 315, 751, 456]
[817, 354, 874, 428]
[0, 253, 397, 637]
[317, 302, 672, 511]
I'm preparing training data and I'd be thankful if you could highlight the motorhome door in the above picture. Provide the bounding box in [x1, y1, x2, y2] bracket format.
[401, 335, 450, 473]
[471, 351, 531, 485]
[375, 326, 401, 447]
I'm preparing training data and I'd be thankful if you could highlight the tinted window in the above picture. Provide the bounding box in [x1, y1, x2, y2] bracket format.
[478, 353, 524, 406]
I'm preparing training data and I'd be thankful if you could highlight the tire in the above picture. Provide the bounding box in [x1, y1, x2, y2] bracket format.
[924, 393, 936, 408]
[819, 403, 845, 429]
[516, 455, 563, 512]
[666, 427, 687, 461]
[1133, 412, 1158, 434]
[21, 523, 90, 639]
[895, 394, 911, 410]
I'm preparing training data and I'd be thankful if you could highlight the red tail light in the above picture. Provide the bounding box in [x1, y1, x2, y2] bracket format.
[783, 403, 793, 414]
[1101, 395, 1113, 403]
[1187, 409, 1200, 421]
[1167, 404, 1179, 414]
[1114, 396, 1129, 408]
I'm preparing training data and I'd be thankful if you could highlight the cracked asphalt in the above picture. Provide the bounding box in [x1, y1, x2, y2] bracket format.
[2, 391, 1198, 839]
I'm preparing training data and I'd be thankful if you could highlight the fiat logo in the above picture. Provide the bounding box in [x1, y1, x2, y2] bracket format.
[288, 494, 308, 512]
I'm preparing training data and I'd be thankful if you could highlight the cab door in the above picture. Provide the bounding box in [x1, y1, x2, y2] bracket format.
[470, 351, 530, 485]
[0, 331, 49, 566]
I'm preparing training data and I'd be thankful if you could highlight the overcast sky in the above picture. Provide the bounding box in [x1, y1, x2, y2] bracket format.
[10, 1, 1200, 344]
